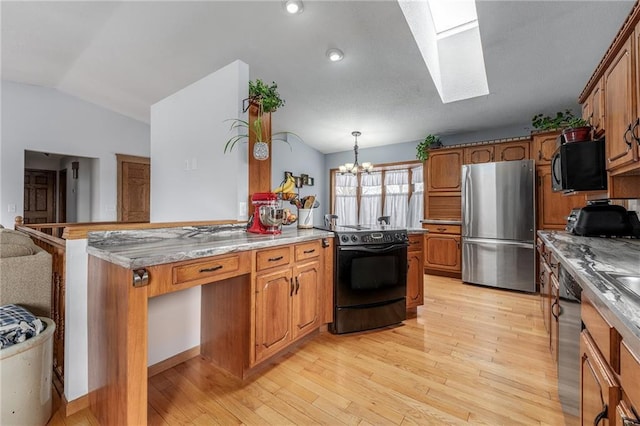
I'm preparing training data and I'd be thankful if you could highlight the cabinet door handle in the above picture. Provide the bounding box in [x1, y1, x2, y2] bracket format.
[437, 227, 447, 232]
[538, 150, 542, 160]
[199, 265, 223, 273]
[632, 117, 640, 147]
[303, 249, 316, 254]
[551, 300, 559, 320]
[593, 404, 608, 426]
[295, 277, 300, 294]
[290, 278, 294, 296]
[500, 151, 505, 161]
[268, 255, 284, 262]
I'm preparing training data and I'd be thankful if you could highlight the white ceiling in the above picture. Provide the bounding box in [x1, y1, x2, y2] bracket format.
[1, 1, 635, 154]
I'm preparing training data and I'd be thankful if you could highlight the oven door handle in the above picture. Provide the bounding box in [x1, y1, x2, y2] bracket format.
[338, 243, 408, 253]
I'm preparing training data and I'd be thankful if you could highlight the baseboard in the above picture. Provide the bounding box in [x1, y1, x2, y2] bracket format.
[424, 269, 462, 279]
[148, 345, 201, 377]
[63, 393, 90, 417]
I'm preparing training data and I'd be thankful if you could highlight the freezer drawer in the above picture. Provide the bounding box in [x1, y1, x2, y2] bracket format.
[462, 238, 535, 292]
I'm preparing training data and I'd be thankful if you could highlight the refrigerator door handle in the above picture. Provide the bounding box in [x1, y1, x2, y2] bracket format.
[461, 166, 471, 237]
[463, 237, 534, 249]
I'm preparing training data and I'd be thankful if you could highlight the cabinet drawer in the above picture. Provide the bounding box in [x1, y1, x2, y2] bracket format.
[582, 296, 620, 371]
[256, 246, 291, 271]
[295, 241, 321, 262]
[408, 234, 423, 251]
[422, 224, 461, 234]
[172, 253, 243, 285]
[621, 341, 640, 409]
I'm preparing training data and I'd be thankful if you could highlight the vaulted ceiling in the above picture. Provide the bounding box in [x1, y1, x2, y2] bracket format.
[1, 1, 634, 153]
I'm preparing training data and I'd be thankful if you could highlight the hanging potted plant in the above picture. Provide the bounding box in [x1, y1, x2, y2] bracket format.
[224, 79, 299, 160]
[416, 134, 442, 161]
[531, 109, 592, 142]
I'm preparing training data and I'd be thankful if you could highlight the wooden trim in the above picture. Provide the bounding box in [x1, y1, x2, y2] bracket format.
[116, 154, 150, 222]
[248, 103, 272, 201]
[424, 269, 462, 279]
[62, 393, 90, 417]
[148, 345, 200, 377]
[15, 224, 65, 248]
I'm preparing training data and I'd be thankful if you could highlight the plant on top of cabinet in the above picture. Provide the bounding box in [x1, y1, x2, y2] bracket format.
[531, 109, 592, 142]
[416, 134, 442, 161]
[224, 79, 301, 160]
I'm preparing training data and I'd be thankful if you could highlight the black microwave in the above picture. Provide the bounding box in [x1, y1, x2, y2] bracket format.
[551, 138, 607, 192]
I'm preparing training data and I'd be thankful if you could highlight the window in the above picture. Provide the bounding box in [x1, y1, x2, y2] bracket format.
[330, 160, 423, 228]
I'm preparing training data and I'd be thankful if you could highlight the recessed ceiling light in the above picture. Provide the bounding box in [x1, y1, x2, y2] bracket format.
[326, 48, 344, 62]
[284, 0, 303, 14]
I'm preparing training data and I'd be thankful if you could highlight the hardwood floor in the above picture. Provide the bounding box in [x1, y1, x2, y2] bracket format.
[48, 275, 576, 425]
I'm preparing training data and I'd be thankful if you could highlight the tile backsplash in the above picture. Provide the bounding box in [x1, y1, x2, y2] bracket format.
[628, 199, 640, 216]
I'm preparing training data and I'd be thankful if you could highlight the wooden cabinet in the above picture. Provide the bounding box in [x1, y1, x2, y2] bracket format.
[406, 234, 424, 308]
[253, 241, 322, 365]
[550, 272, 559, 363]
[532, 131, 560, 165]
[583, 78, 605, 137]
[463, 145, 494, 164]
[536, 166, 585, 230]
[495, 140, 530, 162]
[580, 330, 620, 426]
[426, 149, 463, 192]
[422, 224, 461, 276]
[537, 238, 550, 334]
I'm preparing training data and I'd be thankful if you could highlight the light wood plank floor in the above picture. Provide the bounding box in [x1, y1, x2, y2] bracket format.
[48, 275, 578, 425]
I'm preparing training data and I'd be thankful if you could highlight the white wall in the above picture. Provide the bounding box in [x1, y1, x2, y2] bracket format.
[0, 80, 150, 228]
[271, 136, 326, 227]
[148, 60, 249, 365]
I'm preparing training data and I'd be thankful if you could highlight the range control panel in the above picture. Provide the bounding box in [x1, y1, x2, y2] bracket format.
[336, 231, 408, 246]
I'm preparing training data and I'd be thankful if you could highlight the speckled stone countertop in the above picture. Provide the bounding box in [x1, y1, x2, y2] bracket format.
[538, 231, 640, 355]
[421, 219, 461, 225]
[87, 224, 334, 270]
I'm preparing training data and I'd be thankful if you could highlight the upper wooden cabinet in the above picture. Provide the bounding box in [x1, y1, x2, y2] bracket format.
[495, 140, 530, 162]
[583, 78, 605, 137]
[531, 131, 560, 165]
[604, 36, 636, 171]
[463, 145, 494, 164]
[427, 149, 463, 192]
[536, 166, 585, 230]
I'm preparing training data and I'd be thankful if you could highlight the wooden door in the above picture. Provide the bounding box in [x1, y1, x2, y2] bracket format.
[254, 268, 292, 362]
[463, 146, 494, 164]
[532, 131, 560, 165]
[406, 244, 424, 308]
[605, 36, 636, 171]
[580, 331, 620, 426]
[536, 166, 585, 230]
[426, 149, 463, 192]
[425, 234, 460, 272]
[495, 141, 530, 162]
[23, 169, 56, 224]
[58, 168, 67, 223]
[117, 154, 150, 222]
[291, 260, 321, 340]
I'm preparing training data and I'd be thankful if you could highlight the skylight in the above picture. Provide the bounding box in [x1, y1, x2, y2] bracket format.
[398, 0, 489, 103]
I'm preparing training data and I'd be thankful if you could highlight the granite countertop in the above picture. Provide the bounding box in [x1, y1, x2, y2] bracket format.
[421, 219, 461, 225]
[87, 224, 334, 270]
[537, 231, 640, 355]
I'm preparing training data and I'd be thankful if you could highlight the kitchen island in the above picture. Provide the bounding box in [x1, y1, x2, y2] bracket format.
[86, 225, 334, 425]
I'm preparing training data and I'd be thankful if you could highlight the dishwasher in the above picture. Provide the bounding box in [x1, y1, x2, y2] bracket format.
[557, 265, 582, 417]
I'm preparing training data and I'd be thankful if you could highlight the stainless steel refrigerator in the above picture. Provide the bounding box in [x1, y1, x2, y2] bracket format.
[461, 159, 536, 292]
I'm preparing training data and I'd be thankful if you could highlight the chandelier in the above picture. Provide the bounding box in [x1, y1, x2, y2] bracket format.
[339, 131, 374, 174]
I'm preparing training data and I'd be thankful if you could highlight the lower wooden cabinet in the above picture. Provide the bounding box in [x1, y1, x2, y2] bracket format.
[423, 231, 461, 275]
[406, 234, 424, 308]
[580, 330, 620, 426]
[550, 272, 559, 363]
[252, 242, 322, 366]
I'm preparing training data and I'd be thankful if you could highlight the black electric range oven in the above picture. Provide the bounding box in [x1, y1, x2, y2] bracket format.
[316, 224, 409, 334]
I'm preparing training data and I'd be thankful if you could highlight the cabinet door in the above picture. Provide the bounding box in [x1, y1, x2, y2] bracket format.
[592, 78, 605, 137]
[406, 247, 424, 308]
[464, 146, 494, 164]
[425, 234, 461, 272]
[532, 131, 560, 165]
[536, 166, 585, 230]
[254, 268, 293, 363]
[291, 261, 321, 340]
[581, 331, 620, 426]
[550, 273, 559, 363]
[539, 258, 550, 334]
[605, 36, 637, 171]
[495, 141, 530, 162]
[427, 149, 463, 192]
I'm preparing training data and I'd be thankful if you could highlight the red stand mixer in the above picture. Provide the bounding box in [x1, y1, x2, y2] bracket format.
[247, 192, 284, 234]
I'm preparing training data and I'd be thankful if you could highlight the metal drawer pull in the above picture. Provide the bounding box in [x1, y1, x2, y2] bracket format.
[132, 269, 149, 288]
[200, 265, 223, 273]
[303, 249, 316, 254]
[268, 256, 284, 262]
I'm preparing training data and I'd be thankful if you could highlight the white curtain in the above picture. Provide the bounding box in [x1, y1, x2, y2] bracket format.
[383, 170, 409, 228]
[334, 173, 358, 226]
[359, 172, 382, 226]
[407, 165, 424, 229]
